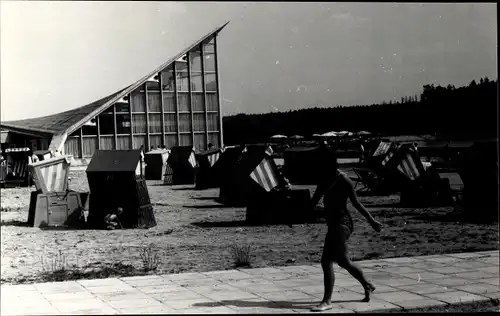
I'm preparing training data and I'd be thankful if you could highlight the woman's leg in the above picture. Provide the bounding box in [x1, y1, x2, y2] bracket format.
[311, 234, 336, 311]
[336, 227, 376, 302]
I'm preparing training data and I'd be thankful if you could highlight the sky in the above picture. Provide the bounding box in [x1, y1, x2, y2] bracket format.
[1, 2, 497, 121]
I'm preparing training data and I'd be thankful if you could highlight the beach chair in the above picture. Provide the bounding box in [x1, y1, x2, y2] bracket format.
[351, 167, 387, 195]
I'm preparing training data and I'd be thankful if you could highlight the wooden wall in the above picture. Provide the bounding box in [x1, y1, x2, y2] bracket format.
[64, 35, 222, 158]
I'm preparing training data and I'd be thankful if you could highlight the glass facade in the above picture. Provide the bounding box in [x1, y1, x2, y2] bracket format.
[64, 34, 222, 158]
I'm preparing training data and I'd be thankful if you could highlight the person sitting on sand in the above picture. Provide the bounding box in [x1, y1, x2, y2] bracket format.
[104, 207, 123, 230]
[310, 148, 382, 312]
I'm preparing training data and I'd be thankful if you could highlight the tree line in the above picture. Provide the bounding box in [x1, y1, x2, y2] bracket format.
[222, 77, 497, 145]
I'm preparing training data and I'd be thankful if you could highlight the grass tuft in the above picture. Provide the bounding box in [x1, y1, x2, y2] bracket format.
[230, 243, 253, 268]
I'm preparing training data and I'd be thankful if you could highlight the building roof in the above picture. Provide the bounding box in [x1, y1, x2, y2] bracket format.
[1, 88, 128, 135]
[1, 21, 229, 137]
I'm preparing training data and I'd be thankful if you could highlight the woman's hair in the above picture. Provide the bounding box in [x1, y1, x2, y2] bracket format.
[319, 146, 339, 175]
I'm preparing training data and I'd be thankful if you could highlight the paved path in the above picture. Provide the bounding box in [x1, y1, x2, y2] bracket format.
[1, 251, 498, 315]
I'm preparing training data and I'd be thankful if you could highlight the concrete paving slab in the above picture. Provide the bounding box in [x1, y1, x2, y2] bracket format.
[177, 306, 240, 314]
[260, 271, 298, 282]
[135, 283, 186, 294]
[455, 283, 500, 295]
[50, 298, 117, 314]
[400, 271, 449, 281]
[341, 284, 399, 294]
[151, 289, 208, 301]
[423, 291, 489, 304]
[95, 291, 152, 302]
[382, 266, 423, 274]
[77, 278, 128, 288]
[85, 284, 137, 294]
[293, 284, 325, 295]
[428, 277, 484, 287]
[115, 304, 176, 314]
[204, 270, 254, 282]
[421, 265, 475, 274]
[2, 290, 46, 301]
[242, 283, 291, 294]
[236, 267, 283, 275]
[42, 290, 96, 301]
[105, 297, 164, 309]
[292, 306, 354, 314]
[163, 298, 222, 310]
[481, 277, 500, 286]
[160, 272, 209, 281]
[273, 278, 322, 288]
[339, 299, 402, 313]
[421, 256, 466, 264]
[392, 298, 447, 310]
[1, 304, 61, 316]
[478, 266, 500, 274]
[188, 283, 241, 294]
[118, 275, 159, 282]
[1, 284, 38, 292]
[396, 283, 457, 295]
[225, 277, 275, 288]
[451, 271, 497, 280]
[377, 276, 428, 287]
[381, 257, 423, 264]
[120, 276, 172, 287]
[172, 277, 224, 287]
[445, 252, 486, 258]
[476, 292, 500, 300]
[373, 290, 426, 302]
[35, 281, 87, 294]
[201, 290, 262, 301]
[256, 289, 318, 302]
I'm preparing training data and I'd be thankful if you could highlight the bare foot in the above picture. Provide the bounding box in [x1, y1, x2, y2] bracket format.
[311, 302, 333, 312]
[362, 282, 376, 302]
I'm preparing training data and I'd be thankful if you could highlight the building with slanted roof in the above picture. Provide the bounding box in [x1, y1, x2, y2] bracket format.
[0, 22, 228, 160]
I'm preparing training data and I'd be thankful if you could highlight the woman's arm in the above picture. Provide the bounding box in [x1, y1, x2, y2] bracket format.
[342, 174, 382, 231]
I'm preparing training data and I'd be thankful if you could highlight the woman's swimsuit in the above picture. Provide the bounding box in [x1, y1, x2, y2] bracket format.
[321, 171, 354, 261]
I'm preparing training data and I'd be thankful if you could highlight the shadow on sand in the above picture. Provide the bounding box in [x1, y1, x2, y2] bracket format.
[0, 220, 31, 227]
[183, 204, 235, 209]
[191, 220, 261, 228]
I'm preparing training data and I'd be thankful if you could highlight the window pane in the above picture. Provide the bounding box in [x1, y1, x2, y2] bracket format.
[207, 113, 219, 132]
[145, 80, 159, 91]
[193, 113, 205, 132]
[203, 52, 216, 72]
[191, 72, 203, 92]
[192, 93, 204, 112]
[189, 49, 202, 72]
[132, 114, 147, 134]
[149, 114, 162, 133]
[176, 72, 189, 92]
[179, 113, 191, 132]
[163, 92, 176, 112]
[161, 69, 175, 91]
[203, 37, 215, 53]
[175, 57, 188, 72]
[131, 91, 146, 112]
[115, 102, 130, 113]
[164, 114, 177, 133]
[116, 114, 131, 134]
[205, 73, 217, 92]
[99, 114, 114, 135]
[206, 93, 218, 111]
[178, 93, 189, 112]
[147, 93, 161, 112]
[82, 118, 98, 135]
